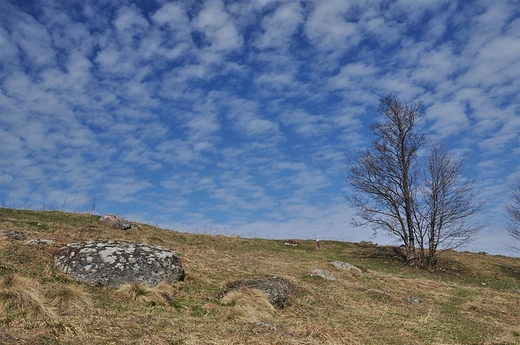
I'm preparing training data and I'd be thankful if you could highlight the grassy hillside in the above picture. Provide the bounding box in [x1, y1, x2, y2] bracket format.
[1, 208, 519, 345]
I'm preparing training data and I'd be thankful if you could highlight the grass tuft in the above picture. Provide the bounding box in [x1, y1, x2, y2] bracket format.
[0, 273, 56, 324]
[117, 282, 179, 307]
[45, 284, 93, 313]
[220, 287, 276, 323]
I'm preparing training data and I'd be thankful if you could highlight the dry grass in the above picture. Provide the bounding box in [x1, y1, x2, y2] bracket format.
[0, 207, 519, 344]
[219, 287, 276, 323]
[0, 273, 56, 325]
[117, 281, 179, 307]
[45, 283, 93, 313]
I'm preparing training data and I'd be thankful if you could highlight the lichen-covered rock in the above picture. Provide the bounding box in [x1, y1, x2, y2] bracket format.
[331, 261, 364, 273]
[99, 214, 131, 230]
[359, 240, 377, 247]
[54, 240, 184, 287]
[219, 276, 295, 309]
[1, 230, 26, 240]
[26, 239, 55, 247]
[310, 269, 336, 281]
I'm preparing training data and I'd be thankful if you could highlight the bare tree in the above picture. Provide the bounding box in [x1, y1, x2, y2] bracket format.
[345, 95, 484, 268]
[345, 94, 424, 266]
[505, 175, 520, 252]
[414, 141, 485, 267]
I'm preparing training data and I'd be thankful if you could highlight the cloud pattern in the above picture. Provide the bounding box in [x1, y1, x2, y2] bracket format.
[0, 0, 518, 255]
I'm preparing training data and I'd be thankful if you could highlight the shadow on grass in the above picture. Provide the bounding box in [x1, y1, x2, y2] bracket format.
[350, 245, 407, 268]
[350, 245, 482, 280]
[497, 264, 520, 282]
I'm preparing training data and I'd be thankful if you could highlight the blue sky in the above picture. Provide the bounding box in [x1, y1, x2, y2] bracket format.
[0, 0, 519, 255]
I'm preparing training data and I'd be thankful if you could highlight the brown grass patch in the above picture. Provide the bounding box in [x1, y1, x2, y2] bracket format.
[0, 273, 56, 324]
[45, 284, 93, 313]
[220, 287, 276, 323]
[117, 281, 179, 307]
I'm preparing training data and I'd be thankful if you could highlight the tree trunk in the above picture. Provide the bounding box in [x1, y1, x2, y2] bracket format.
[406, 243, 417, 266]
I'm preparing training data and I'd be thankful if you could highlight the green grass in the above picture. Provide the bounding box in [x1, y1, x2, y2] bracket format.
[1, 207, 519, 344]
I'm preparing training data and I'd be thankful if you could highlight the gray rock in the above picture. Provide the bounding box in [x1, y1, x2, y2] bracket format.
[1, 230, 26, 240]
[99, 214, 132, 230]
[26, 239, 55, 246]
[331, 261, 363, 273]
[54, 240, 184, 288]
[409, 296, 420, 304]
[219, 276, 295, 309]
[310, 269, 336, 281]
[359, 240, 377, 247]
[366, 288, 391, 297]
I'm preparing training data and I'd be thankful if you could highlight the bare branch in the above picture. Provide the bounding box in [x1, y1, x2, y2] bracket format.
[505, 174, 520, 252]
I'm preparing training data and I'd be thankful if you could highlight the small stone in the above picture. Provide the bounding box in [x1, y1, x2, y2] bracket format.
[284, 240, 299, 246]
[367, 289, 391, 297]
[26, 239, 55, 247]
[331, 261, 363, 273]
[409, 296, 420, 304]
[99, 214, 132, 230]
[310, 269, 336, 281]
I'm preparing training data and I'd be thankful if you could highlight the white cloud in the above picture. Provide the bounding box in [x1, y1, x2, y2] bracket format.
[329, 62, 378, 90]
[255, 1, 303, 50]
[0, 23, 21, 66]
[305, 0, 360, 55]
[224, 95, 279, 138]
[153, 3, 185, 25]
[114, 5, 149, 32]
[279, 110, 332, 137]
[192, 0, 242, 53]
[9, 11, 56, 69]
[425, 101, 469, 138]
[411, 45, 458, 84]
[105, 177, 152, 203]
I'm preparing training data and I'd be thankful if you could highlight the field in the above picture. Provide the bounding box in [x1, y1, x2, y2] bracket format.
[1, 208, 519, 344]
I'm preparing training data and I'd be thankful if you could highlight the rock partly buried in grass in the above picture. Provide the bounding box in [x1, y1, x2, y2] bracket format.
[331, 261, 365, 273]
[408, 296, 420, 304]
[54, 240, 184, 288]
[219, 276, 295, 309]
[26, 239, 55, 247]
[99, 214, 132, 230]
[1, 230, 26, 240]
[310, 269, 336, 281]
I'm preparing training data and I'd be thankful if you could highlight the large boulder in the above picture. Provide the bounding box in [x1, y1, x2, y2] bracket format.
[99, 214, 132, 230]
[219, 276, 295, 309]
[54, 240, 184, 287]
